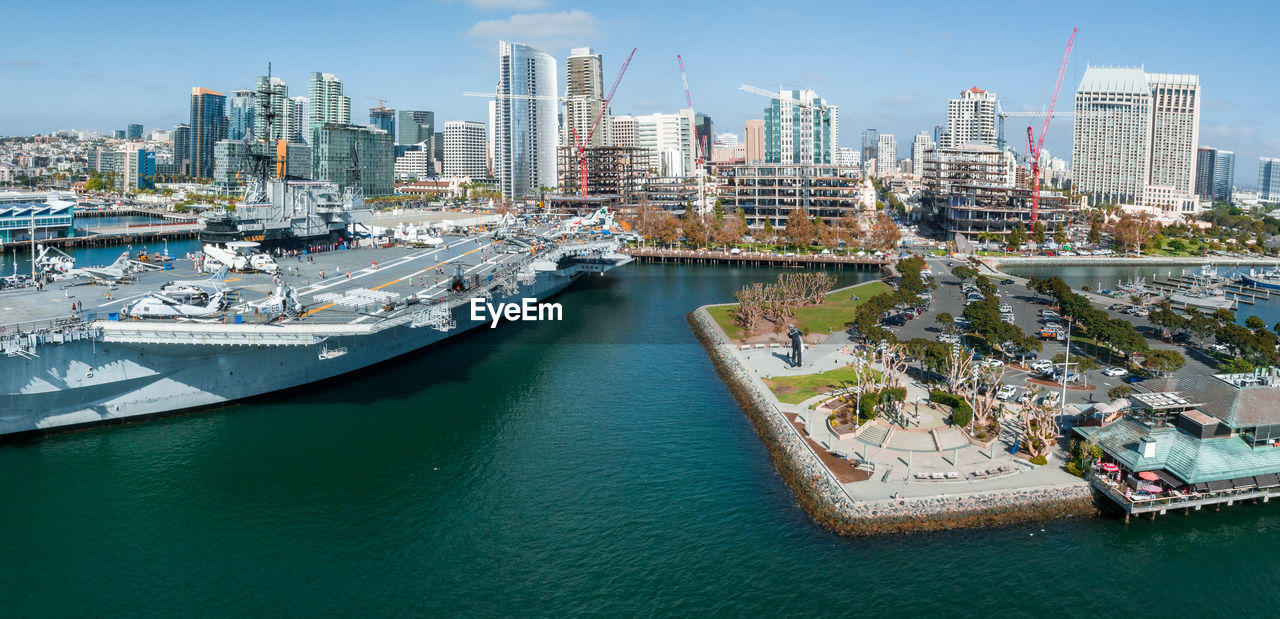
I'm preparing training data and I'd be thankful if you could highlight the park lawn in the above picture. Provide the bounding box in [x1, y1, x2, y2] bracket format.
[706, 304, 745, 340]
[763, 365, 884, 405]
[793, 280, 892, 334]
[706, 280, 891, 340]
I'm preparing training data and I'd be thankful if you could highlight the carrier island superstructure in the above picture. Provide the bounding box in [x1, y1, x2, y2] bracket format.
[0, 218, 630, 437]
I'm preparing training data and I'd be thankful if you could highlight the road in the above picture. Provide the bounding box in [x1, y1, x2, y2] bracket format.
[883, 254, 1217, 411]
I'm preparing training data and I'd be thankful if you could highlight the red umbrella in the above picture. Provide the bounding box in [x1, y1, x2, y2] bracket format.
[1101, 463, 1120, 472]
[1137, 471, 1159, 481]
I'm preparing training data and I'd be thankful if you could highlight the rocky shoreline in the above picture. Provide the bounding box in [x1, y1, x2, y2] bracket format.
[688, 306, 1100, 535]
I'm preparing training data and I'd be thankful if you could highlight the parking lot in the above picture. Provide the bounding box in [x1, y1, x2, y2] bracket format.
[881, 255, 1218, 411]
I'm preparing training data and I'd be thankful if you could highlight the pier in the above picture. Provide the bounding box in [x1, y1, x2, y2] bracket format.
[623, 247, 891, 269]
[1089, 473, 1280, 522]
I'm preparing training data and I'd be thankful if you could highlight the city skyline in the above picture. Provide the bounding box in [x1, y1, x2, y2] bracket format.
[1, 0, 1278, 186]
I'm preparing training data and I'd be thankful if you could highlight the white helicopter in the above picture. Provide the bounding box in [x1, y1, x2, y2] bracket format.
[122, 290, 225, 319]
[394, 223, 444, 247]
[202, 241, 279, 274]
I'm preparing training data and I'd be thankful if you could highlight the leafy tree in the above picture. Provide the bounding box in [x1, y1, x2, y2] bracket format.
[1088, 219, 1102, 246]
[1143, 349, 1185, 376]
[1053, 226, 1067, 245]
[935, 312, 955, 333]
[1032, 220, 1046, 245]
[1245, 315, 1267, 332]
[1167, 238, 1187, 253]
[950, 265, 978, 284]
[1219, 357, 1255, 374]
[1107, 385, 1131, 400]
[783, 207, 816, 249]
[1008, 224, 1028, 248]
[762, 218, 775, 242]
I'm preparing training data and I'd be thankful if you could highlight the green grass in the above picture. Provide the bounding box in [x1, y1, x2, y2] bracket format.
[704, 280, 892, 341]
[706, 304, 746, 340]
[763, 366, 883, 405]
[794, 281, 892, 334]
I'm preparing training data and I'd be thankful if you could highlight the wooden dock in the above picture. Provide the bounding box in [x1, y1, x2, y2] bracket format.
[622, 248, 891, 269]
[1091, 475, 1280, 522]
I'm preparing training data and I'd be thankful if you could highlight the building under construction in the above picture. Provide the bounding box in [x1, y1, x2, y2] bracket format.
[922, 143, 1079, 240]
[548, 146, 696, 213]
[715, 164, 863, 229]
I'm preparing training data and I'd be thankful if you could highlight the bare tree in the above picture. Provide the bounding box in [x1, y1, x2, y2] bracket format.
[1019, 392, 1060, 460]
[944, 347, 975, 394]
[967, 363, 1005, 430]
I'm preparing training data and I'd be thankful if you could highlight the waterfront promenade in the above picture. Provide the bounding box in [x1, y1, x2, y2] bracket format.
[626, 247, 891, 268]
[688, 281, 1094, 534]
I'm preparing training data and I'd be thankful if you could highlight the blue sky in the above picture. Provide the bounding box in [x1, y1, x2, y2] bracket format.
[2, 0, 1277, 186]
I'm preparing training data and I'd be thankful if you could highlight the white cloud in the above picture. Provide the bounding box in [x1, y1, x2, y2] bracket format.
[464, 0, 550, 9]
[467, 10, 600, 49]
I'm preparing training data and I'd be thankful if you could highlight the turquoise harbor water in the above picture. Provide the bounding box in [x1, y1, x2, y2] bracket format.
[3, 261, 1280, 615]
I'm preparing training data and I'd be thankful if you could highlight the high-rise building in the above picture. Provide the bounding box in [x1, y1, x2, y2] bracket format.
[1073, 66, 1201, 214]
[113, 130, 126, 139]
[861, 129, 879, 166]
[433, 131, 444, 170]
[494, 40, 558, 199]
[189, 87, 227, 179]
[121, 146, 155, 190]
[253, 76, 290, 142]
[611, 116, 637, 148]
[289, 97, 307, 144]
[308, 72, 351, 138]
[744, 119, 764, 164]
[1073, 67, 1152, 207]
[1259, 158, 1280, 202]
[397, 110, 434, 148]
[213, 139, 250, 191]
[1196, 147, 1235, 203]
[876, 134, 897, 177]
[443, 120, 488, 179]
[694, 112, 713, 164]
[1212, 150, 1234, 204]
[172, 123, 192, 177]
[370, 106, 395, 137]
[394, 147, 434, 180]
[912, 131, 935, 176]
[762, 88, 837, 165]
[563, 47, 607, 148]
[228, 89, 256, 141]
[126, 124, 143, 140]
[615, 111, 696, 177]
[1146, 73, 1200, 197]
[945, 87, 997, 148]
[310, 123, 394, 196]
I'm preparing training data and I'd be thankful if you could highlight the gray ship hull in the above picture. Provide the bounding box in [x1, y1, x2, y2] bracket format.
[1, 269, 583, 437]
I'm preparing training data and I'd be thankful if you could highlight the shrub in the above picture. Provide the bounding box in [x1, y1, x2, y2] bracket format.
[1107, 385, 1131, 401]
[951, 403, 973, 428]
[1064, 462, 1084, 477]
[1030, 455, 1048, 466]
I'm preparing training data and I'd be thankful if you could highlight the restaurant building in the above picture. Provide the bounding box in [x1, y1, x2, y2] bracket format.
[1075, 370, 1280, 520]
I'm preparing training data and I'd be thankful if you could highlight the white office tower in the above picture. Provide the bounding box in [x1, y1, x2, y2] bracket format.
[912, 131, 935, 176]
[630, 110, 696, 177]
[715, 133, 739, 148]
[946, 87, 997, 148]
[1146, 73, 1200, 198]
[876, 134, 897, 177]
[836, 147, 860, 168]
[563, 47, 608, 148]
[443, 120, 488, 179]
[1073, 66, 1201, 214]
[494, 41, 558, 199]
[308, 72, 351, 136]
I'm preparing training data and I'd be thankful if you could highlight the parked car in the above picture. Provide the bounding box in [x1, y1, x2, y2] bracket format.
[998, 303, 1013, 314]
[1016, 391, 1032, 405]
[1031, 360, 1055, 375]
[996, 385, 1018, 401]
[1210, 343, 1230, 354]
[1131, 308, 1150, 318]
[1001, 279, 1014, 285]
[981, 359, 1005, 370]
[1042, 392, 1062, 407]
[1103, 366, 1128, 377]
[1001, 313, 1016, 324]
[1109, 303, 1128, 311]
[937, 333, 960, 344]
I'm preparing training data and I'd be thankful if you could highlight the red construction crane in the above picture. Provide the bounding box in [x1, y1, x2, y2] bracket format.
[571, 47, 637, 197]
[1028, 27, 1077, 224]
[677, 54, 707, 169]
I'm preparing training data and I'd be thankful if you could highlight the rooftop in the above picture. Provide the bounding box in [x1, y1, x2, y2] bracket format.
[1077, 66, 1149, 96]
[1077, 418, 1280, 484]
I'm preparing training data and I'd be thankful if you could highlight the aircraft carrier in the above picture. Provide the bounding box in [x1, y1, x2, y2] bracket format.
[0, 225, 630, 437]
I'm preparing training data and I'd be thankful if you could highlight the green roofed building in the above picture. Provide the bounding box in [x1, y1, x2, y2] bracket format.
[1076, 369, 1280, 517]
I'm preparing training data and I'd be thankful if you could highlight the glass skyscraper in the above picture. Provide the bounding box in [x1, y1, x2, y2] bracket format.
[189, 87, 227, 179]
[494, 40, 558, 199]
[1261, 158, 1280, 203]
[229, 90, 256, 141]
[370, 106, 395, 138]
